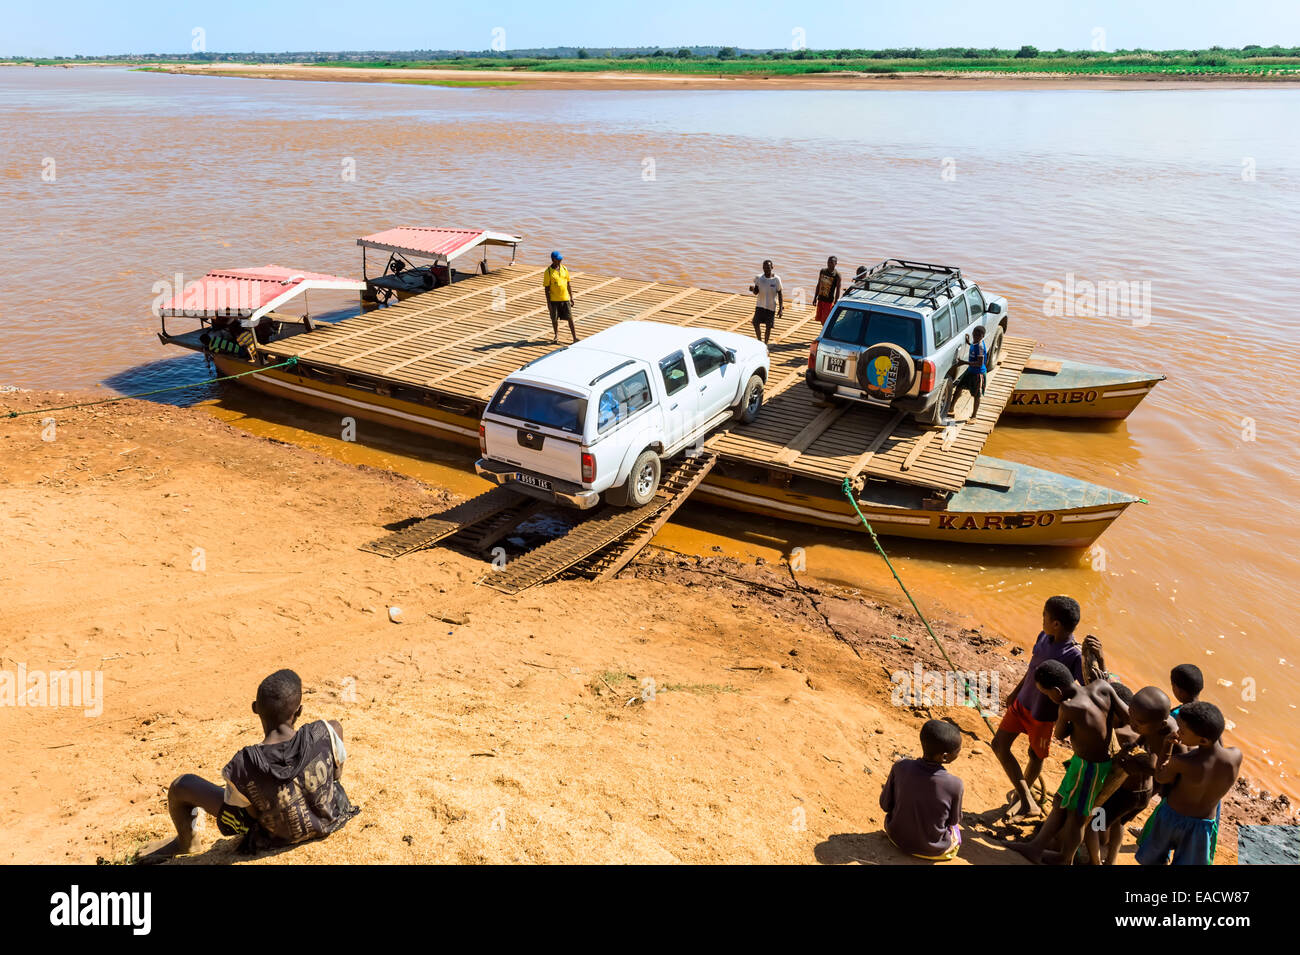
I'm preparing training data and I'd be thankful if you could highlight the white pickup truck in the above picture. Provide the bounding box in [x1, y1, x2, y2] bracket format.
[475, 321, 769, 508]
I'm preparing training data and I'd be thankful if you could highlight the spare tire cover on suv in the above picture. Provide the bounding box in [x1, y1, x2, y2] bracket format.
[856, 343, 916, 400]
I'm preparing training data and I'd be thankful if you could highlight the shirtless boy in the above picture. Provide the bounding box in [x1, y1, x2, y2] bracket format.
[1136, 701, 1242, 866]
[1012, 660, 1127, 865]
[1098, 685, 1179, 864]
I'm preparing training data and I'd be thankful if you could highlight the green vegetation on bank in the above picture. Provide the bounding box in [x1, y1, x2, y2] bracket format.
[314, 47, 1300, 75]
[8, 46, 1300, 75]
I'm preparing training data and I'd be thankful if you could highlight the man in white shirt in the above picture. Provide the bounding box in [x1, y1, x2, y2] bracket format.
[749, 259, 783, 344]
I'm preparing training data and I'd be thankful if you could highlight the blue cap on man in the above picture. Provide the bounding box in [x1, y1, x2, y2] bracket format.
[550, 251, 563, 262]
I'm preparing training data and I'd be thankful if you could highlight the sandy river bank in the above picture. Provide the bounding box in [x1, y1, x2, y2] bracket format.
[0, 390, 1290, 864]
[120, 62, 1300, 91]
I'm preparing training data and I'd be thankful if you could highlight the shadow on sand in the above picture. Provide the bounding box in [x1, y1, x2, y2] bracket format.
[815, 828, 1029, 865]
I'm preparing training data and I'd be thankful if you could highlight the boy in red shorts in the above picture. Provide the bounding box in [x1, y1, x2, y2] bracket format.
[991, 596, 1084, 818]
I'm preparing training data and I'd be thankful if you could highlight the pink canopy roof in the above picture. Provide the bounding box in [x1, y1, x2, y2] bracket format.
[357, 227, 521, 261]
[158, 266, 366, 319]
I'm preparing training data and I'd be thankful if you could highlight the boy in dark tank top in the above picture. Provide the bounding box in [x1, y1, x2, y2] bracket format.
[137, 669, 358, 861]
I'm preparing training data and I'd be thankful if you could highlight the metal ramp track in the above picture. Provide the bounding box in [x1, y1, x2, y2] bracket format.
[361, 486, 528, 558]
[483, 452, 717, 594]
[566, 452, 718, 582]
[444, 498, 552, 554]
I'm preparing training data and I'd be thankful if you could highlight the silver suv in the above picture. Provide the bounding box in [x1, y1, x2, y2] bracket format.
[805, 259, 1008, 425]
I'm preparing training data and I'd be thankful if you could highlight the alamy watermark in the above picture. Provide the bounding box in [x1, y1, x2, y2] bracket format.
[49, 885, 150, 935]
[1042, 273, 1152, 327]
[890, 663, 1000, 713]
[1, 664, 104, 717]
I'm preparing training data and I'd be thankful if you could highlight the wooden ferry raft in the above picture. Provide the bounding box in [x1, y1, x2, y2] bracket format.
[706, 337, 1034, 494]
[158, 262, 1145, 550]
[260, 264, 1030, 497]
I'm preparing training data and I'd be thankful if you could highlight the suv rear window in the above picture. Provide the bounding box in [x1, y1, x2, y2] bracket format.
[824, 307, 922, 356]
[489, 383, 587, 434]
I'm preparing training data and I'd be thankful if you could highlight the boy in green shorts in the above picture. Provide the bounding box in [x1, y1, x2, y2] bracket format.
[1011, 659, 1128, 865]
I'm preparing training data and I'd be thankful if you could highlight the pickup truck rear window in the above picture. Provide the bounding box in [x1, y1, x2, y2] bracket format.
[489, 383, 587, 434]
[824, 307, 922, 356]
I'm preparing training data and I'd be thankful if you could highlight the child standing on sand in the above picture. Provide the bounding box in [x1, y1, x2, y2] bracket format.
[1137, 701, 1242, 866]
[1012, 660, 1128, 865]
[1098, 685, 1180, 864]
[1169, 663, 1204, 719]
[138, 669, 358, 862]
[880, 719, 965, 861]
[992, 596, 1085, 819]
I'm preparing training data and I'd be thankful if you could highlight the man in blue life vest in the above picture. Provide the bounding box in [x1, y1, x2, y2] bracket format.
[947, 325, 987, 423]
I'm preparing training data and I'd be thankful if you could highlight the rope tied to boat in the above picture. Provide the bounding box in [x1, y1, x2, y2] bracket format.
[3, 356, 299, 419]
[839, 476, 998, 739]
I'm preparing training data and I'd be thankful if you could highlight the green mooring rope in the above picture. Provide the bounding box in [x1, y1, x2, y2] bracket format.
[4, 356, 299, 419]
[840, 476, 997, 738]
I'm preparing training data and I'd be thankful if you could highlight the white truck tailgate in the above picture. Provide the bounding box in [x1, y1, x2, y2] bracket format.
[483, 418, 584, 484]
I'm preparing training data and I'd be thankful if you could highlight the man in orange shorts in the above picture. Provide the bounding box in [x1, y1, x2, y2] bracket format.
[991, 596, 1085, 818]
[813, 255, 841, 325]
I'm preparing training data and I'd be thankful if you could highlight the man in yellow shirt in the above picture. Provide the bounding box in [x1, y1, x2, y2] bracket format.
[542, 251, 578, 344]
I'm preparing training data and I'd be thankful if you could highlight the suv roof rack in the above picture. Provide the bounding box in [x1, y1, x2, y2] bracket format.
[847, 258, 967, 309]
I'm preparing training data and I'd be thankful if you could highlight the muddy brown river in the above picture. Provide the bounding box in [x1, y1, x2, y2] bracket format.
[3, 66, 1297, 794]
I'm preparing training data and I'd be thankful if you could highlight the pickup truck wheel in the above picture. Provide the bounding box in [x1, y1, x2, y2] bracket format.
[621, 450, 661, 507]
[736, 374, 764, 423]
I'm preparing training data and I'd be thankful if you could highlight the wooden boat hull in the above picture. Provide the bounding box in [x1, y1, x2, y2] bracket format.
[212, 353, 482, 443]
[694, 463, 1137, 548]
[1008, 356, 1164, 420]
[212, 355, 1137, 548]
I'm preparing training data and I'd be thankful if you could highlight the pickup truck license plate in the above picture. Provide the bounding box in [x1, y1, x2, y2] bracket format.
[516, 473, 553, 491]
[826, 356, 846, 374]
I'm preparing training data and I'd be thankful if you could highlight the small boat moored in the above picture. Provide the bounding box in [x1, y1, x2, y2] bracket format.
[358, 227, 522, 307]
[695, 455, 1141, 548]
[155, 265, 366, 355]
[1008, 356, 1164, 419]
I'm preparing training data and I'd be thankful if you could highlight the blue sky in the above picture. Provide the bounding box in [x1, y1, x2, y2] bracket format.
[8, 0, 1300, 57]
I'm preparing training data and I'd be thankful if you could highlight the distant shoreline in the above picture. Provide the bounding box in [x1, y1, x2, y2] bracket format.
[10, 61, 1300, 91]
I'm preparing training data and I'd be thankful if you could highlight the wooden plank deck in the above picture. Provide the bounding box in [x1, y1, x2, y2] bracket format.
[267, 265, 814, 402]
[707, 335, 1035, 493]
[265, 264, 1032, 495]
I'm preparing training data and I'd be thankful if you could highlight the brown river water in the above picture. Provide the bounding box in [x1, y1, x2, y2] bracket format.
[3, 67, 1298, 794]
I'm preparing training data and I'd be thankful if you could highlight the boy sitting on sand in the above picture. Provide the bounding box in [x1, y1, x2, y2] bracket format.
[1012, 660, 1127, 865]
[880, 719, 965, 861]
[1137, 701, 1242, 866]
[1169, 663, 1203, 718]
[1098, 685, 1179, 865]
[139, 669, 358, 861]
[992, 596, 1085, 819]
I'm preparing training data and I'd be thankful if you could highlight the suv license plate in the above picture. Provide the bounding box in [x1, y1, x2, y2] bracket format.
[826, 356, 846, 374]
[517, 473, 553, 491]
